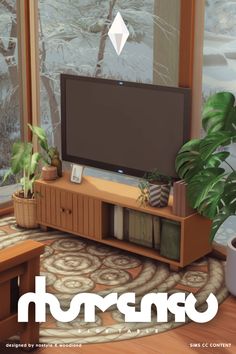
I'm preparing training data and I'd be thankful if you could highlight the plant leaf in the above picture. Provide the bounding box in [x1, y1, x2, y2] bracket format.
[187, 168, 225, 210]
[10, 142, 33, 174]
[175, 139, 202, 181]
[197, 179, 225, 218]
[199, 131, 234, 161]
[224, 171, 236, 195]
[175, 132, 233, 181]
[210, 171, 236, 240]
[205, 151, 230, 168]
[28, 124, 49, 153]
[211, 205, 235, 241]
[202, 92, 236, 134]
[2, 169, 13, 185]
[30, 152, 41, 175]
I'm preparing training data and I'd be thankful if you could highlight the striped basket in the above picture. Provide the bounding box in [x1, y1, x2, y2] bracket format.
[149, 183, 171, 208]
[13, 193, 39, 229]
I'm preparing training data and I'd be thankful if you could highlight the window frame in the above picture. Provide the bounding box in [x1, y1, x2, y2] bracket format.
[0, 0, 204, 215]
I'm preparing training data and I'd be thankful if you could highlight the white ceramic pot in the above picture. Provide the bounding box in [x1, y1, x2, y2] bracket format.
[225, 236, 236, 296]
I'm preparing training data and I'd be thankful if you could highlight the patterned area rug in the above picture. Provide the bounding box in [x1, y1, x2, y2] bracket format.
[0, 216, 228, 344]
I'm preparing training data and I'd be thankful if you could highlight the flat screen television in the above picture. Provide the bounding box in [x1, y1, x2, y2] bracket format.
[61, 74, 191, 178]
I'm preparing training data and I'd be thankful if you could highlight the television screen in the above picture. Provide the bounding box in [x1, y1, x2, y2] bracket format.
[61, 75, 191, 178]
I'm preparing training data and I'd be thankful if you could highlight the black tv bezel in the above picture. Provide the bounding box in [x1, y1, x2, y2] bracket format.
[61, 74, 191, 178]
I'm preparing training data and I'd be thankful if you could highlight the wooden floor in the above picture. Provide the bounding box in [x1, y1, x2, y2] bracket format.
[1, 296, 235, 354]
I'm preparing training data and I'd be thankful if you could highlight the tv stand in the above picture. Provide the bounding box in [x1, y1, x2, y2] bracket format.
[35, 172, 212, 269]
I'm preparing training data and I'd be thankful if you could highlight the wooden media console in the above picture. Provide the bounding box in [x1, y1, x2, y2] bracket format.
[35, 173, 212, 269]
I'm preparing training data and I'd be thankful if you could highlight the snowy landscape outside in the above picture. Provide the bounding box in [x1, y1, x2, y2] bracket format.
[0, 0, 19, 192]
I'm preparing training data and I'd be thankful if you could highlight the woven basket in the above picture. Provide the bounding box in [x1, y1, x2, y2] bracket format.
[13, 193, 39, 229]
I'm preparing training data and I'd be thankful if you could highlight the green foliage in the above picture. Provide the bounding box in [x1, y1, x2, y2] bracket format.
[211, 172, 236, 241]
[28, 124, 59, 166]
[3, 142, 41, 199]
[137, 180, 149, 206]
[28, 124, 49, 153]
[143, 169, 173, 185]
[202, 92, 236, 134]
[176, 92, 236, 241]
[187, 168, 225, 218]
[176, 132, 233, 182]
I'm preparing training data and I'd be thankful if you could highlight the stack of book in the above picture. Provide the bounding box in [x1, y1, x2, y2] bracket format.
[113, 207, 161, 249]
[113, 208, 181, 260]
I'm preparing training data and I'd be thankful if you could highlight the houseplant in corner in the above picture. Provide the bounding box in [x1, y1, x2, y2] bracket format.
[29, 124, 62, 179]
[175, 91, 236, 295]
[3, 142, 41, 228]
[138, 169, 173, 208]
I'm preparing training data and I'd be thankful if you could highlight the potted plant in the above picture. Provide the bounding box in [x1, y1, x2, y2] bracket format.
[28, 124, 62, 179]
[3, 142, 41, 228]
[138, 169, 173, 208]
[175, 91, 236, 294]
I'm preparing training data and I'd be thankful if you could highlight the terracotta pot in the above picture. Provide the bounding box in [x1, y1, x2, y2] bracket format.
[149, 183, 171, 208]
[42, 165, 57, 181]
[13, 193, 38, 229]
[225, 236, 236, 296]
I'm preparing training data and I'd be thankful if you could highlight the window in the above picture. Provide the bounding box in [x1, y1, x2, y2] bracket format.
[203, 0, 236, 244]
[203, 0, 236, 170]
[0, 0, 20, 205]
[38, 0, 180, 150]
[0, 0, 194, 207]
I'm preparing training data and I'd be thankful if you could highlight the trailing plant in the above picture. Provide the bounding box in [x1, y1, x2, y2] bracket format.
[176, 92, 236, 241]
[137, 179, 150, 206]
[137, 169, 173, 206]
[3, 142, 41, 199]
[143, 169, 173, 185]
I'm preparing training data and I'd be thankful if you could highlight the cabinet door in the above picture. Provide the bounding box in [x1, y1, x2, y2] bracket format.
[35, 183, 73, 232]
[73, 194, 102, 240]
[35, 183, 102, 239]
